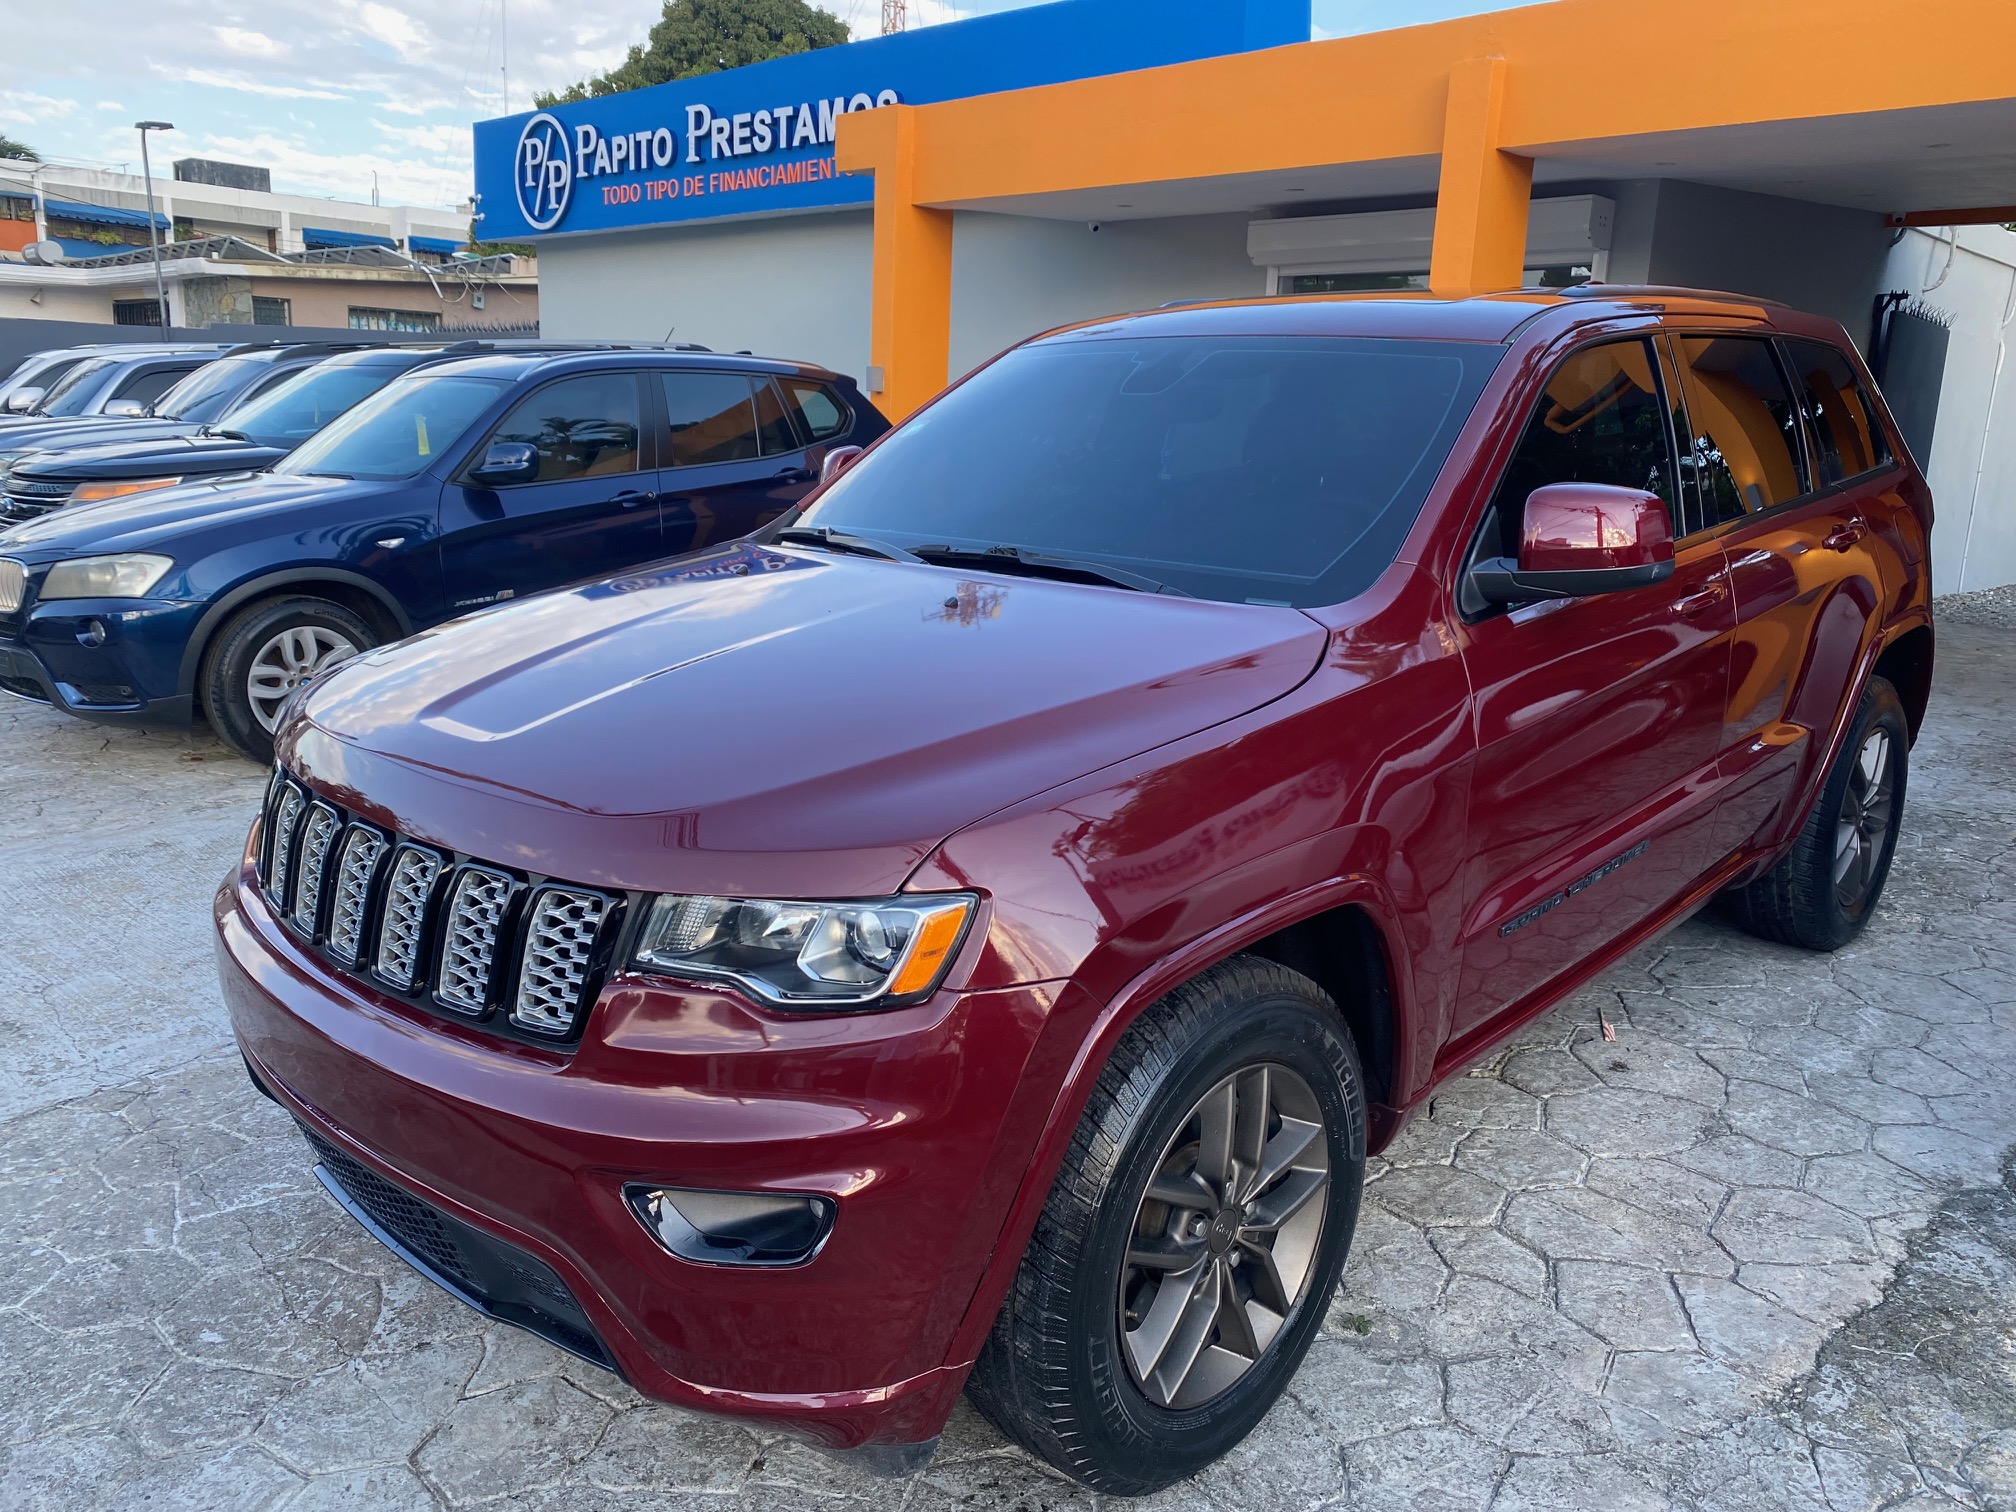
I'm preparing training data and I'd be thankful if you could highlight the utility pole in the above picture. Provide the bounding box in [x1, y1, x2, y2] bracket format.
[500, 0, 511, 113]
[881, 0, 905, 33]
[135, 120, 174, 330]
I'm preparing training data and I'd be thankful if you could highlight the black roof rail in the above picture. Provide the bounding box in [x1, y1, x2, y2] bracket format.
[429, 339, 717, 357]
[216, 339, 389, 361]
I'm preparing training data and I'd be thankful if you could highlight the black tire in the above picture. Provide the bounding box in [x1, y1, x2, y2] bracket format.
[967, 956, 1366, 1495]
[199, 595, 375, 765]
[1724, 675, 1908, 951]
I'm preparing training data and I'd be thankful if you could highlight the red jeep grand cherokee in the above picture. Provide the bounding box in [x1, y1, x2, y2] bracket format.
[218, 289, 1932, 1494]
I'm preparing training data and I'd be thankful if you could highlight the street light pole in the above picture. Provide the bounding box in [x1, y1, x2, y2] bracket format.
[135, 121, 174, 330]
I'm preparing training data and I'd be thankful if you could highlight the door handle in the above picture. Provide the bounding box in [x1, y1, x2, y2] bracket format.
[772, 466, 814, 484]
[1823, 519, 1867, 552]
[1674, 580, 1729, 618]
[610, 489, 657, 509]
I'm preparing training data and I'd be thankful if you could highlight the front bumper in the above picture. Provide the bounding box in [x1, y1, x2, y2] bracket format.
[215, 853, 1062, 1450]
[0, 596, 199, 725]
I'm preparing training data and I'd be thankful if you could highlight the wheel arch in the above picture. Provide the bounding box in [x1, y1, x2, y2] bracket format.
[937, 874, 1419, 1378]
[177, 569, 412, 702]
[1871, 621, 1934, 743]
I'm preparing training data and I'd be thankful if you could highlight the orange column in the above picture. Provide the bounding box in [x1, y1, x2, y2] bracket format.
[1428, 56, 1533, 296]
[836, 104, 954, 422]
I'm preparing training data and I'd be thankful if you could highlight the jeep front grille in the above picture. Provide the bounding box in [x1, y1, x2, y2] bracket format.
[375, 846, 443, 991]
[435, 866, 516, 1015]
[290, 803, 341, 933]
[266, 785, 307, 908]
[255, 771, 619, 1044]
[325, 826, 388, 966]
[514, 889, 612, 1035]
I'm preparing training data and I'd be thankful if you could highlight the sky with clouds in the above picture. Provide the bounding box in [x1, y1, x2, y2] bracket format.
[5, 0, 1505, 212]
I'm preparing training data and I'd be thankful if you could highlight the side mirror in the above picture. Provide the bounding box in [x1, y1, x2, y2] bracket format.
[819, 444, 864, 485]
[467, 440, 540, 487]
[101, 398, 148, 419]
[6, 388, 45, 414]
[1471, 483, 1675, 605]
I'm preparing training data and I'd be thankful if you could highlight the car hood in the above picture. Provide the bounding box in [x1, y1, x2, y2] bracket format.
[0, 417, 192, 453]
[12, 431, 281, 481]
[0, 470, 367, 556]
[287, 542, 1329, 898]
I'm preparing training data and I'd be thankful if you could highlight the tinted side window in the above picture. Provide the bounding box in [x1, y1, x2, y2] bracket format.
[1674, 336, 1809, 522]
[1782, 338, 1892, 486]
[752, 379, 800, 455]
[113, 365, 193, 406]
[1481, 338, 1678, 556]
[661, 373, 763, 466]
[487, 373, 642, 483]
[781, 378, 850, 441]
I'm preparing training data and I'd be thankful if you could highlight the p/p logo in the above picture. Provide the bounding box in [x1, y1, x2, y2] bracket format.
[515, 113, 573, 231]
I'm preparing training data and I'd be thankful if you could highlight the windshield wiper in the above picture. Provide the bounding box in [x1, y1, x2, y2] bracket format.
[911, 543, 1189, 597]
[771, 525, 922, 564]
[207, 427, 252, 442]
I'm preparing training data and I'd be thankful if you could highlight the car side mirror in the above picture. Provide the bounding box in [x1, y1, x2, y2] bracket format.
[102, 398, 148, 418]
[819, 444, 864, 485]
[1470, 483, 1676, 605]
[6, 388, 44, 414]
[468, 440, 540, 487]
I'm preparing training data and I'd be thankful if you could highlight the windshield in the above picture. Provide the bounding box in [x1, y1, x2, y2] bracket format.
[152, 356, 261, 423]
[37, 357, 116, 415]
[802, 334, 1502, 606]
[276, 371, 508, 480]
[218, 361, 409, 449]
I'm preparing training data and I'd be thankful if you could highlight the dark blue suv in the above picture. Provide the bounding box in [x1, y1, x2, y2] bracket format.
[0, 347, 886, 761]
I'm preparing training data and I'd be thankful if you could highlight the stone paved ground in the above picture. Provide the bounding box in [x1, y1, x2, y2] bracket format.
[0, 621, 2012, 1512]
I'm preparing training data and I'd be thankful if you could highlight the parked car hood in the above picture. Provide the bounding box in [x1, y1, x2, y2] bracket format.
[286, 542, 1329, 898]
[0, 416, 200, 456]
[0, 471, 364, 556]
[11, 431, 283, 483]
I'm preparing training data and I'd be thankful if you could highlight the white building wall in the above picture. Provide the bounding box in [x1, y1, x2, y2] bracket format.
[1884, 225, 2016, 594]
[949, 211, 1265, 379]
[536, 213, 874, 379]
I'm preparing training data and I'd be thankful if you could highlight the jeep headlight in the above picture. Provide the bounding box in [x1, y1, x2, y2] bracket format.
[38, 553, 175, 600]
[634, 892, 976, 1009]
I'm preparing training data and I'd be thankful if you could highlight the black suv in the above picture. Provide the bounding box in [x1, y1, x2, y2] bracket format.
[0, 346, 886, 761]
[0, 341, 586, 526]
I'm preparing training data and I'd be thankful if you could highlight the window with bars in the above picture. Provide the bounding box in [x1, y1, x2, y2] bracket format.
[348, 306, 440, 333]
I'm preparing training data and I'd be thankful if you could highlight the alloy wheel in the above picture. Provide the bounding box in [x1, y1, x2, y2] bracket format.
[246, 625, 359, 732]
[1117, 1062, 1329, 1410]
[1834, 726, 1895, 911]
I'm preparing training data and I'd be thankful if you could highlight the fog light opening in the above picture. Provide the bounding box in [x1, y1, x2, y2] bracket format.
[624, 1184, 835, 1268]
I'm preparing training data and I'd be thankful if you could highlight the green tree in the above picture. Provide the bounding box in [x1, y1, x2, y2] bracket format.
[0, 134, 38, 162]
[535, 0, 848, 105]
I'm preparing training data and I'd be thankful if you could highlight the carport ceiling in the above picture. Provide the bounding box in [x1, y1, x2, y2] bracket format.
[941, 100, 2016, 225]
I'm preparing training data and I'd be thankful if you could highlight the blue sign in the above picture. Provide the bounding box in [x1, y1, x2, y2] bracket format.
[473, 0, 1309, 240]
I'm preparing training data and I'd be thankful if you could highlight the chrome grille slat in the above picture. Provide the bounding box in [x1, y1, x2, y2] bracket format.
[435, 867, 516, 1015]
[266, 785, 307, 908]
[374, 845, 443, 990]
[513, 889, 611, 1036]
[0, 560, 23, 614]
[290, 804, 341, 934]
[325, 825, 389, 966]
